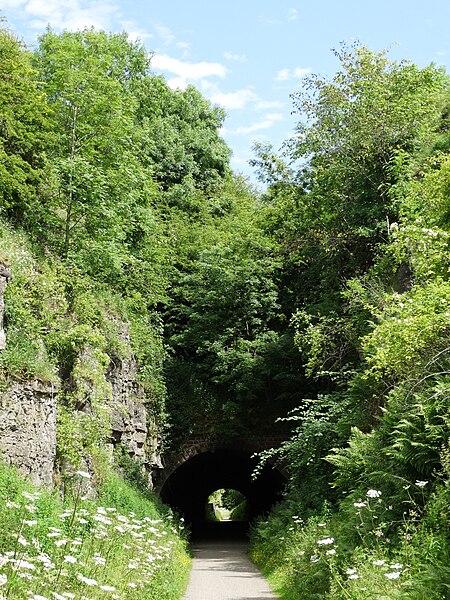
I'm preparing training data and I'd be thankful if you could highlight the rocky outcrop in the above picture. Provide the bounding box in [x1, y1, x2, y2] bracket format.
[0, 380, 58, 486]
[0, 262, 12, 350]
[107, 327, 162, 471]
[0, 263, 58, 486]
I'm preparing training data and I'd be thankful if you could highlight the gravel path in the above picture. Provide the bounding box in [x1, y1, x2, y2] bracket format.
[182, 540, 279, 600]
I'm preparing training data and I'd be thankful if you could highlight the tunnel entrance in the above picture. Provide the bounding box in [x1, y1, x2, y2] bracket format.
[206, 488, 248, 522]
[160, 447, 286, 538]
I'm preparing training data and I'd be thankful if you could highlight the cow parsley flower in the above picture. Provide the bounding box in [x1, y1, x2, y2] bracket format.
[385, 572, 401, 579]
[317, 537, 334, 545]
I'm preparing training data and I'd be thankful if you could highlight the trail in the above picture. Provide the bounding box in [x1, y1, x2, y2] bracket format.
[182, 540, 279, 600]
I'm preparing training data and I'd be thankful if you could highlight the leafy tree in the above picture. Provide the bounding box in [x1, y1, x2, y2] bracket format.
[33, 29, 159, 286]
[0, 24, 50, 223]
[135, 77, 230, 193]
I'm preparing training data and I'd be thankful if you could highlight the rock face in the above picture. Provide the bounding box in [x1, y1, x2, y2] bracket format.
[0, 265, 161, 487]
[107, 327, 162, 472]
[108, 353, 148, 460]
[0, 262, 12, 350]
[0, 380, 58, 486]
[0, 261, 57, 486]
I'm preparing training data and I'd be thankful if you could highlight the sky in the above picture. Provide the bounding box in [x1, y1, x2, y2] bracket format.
[2, 0, 450, 183]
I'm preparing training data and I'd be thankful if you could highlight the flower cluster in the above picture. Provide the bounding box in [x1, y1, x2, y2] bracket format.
[0, 487, 185, 599]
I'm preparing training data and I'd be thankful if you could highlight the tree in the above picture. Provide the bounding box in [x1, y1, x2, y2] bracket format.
[0, 24, 50, 223]
[135, 77, 230, 194]
[33, 29, 158, 284]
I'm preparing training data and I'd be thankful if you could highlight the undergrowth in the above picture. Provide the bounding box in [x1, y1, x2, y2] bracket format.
[0, 461, 190, 599]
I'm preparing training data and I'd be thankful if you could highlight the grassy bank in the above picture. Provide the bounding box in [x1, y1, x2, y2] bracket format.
[0, 461, 190, 599]
[250, 477, 450, 600]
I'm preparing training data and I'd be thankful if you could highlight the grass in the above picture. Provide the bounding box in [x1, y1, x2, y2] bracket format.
[0, 461, 191, 599]
[250, 480, 450, 600]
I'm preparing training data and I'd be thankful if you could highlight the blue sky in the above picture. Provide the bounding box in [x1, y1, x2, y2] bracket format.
[2, 0, 450, 182]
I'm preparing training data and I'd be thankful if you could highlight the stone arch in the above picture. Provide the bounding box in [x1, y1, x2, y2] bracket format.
[158, 439, 287, 535]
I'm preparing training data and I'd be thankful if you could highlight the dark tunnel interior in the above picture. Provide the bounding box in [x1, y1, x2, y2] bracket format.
[160, 448, 286, 539]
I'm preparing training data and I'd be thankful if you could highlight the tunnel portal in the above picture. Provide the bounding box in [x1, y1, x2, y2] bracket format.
[159, 447, 286, 537]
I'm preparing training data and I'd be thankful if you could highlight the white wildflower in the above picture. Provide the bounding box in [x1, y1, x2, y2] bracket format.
[385, 572, 401, 579]
[100, 586, 116, 592]
[77, 574, 98, 586]
[366, 489, 382, 498]
[415, 480, 428, 487]
[317, 537, 334, 545]
[353, 502, 367, 508]
[22, 491, 39, 501]
[64, 556, 77, 564]
[0, 575, 6, 587]
[16, 559, 35, 570]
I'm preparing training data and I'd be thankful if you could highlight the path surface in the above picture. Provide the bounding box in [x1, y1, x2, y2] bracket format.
[182, 540, 279, 600]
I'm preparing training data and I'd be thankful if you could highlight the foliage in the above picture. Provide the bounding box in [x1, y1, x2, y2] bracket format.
[0, 25, 50, 223]
[0, 461, 190, 599]
[2, 22, 450, 599]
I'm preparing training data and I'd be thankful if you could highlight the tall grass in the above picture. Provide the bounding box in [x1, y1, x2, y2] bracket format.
[250, 479, 450, 599]
[0, 462, 190, 599]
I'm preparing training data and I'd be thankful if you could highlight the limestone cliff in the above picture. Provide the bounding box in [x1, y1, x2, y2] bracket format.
[0, 263, 161, 487]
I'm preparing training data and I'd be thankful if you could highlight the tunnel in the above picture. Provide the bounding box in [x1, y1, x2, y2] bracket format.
[160, 447, 286, 538]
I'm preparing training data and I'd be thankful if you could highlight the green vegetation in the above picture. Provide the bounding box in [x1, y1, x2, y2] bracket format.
[0, 459, 190, 599]
[206, 489, 248, 521]
[1, 17, 450, 598]
[250, 44, 450, 598]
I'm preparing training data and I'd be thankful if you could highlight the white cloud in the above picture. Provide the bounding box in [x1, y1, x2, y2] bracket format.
[275, 68, 290, 82]
[223, 50, 247, 63]
[1, 0, 26, 7]
[154, 23, 190, 54]
[275, 66, 311, 81]
[234, 113, 284, 135]
[121, 20, 153, 44]
[151, 53, 227, 89]
[5, 0, 120, 31]
[207, 88, 259, 110]
[200, 81, 284, 112]
[258, 14, 282, 26]
[166, 77, 188, 90]
[288, 8, 299, 21]
[256, 99, 285, 109]
[155, 24, 176, 45]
